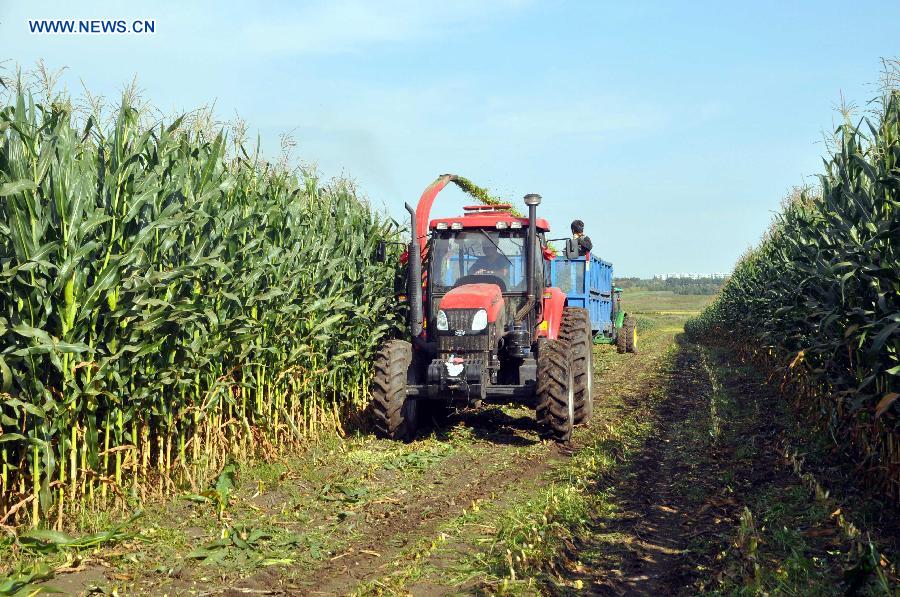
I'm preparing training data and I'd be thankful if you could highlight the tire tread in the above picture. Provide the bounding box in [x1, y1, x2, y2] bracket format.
[559, 307, 593, 424]
[371, 340, 417, 441]
[535, 338, 574, 442]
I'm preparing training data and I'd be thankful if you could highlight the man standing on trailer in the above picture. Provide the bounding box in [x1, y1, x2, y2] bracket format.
[571, 220, 593, 256]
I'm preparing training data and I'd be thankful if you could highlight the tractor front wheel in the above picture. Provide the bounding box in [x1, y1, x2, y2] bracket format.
[560, 307, 593, 425]
[371, 340, 418, 441]
[535, 339, 575, 442]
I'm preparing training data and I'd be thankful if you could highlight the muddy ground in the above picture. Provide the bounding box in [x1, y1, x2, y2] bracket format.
[5, 311, 897, 595]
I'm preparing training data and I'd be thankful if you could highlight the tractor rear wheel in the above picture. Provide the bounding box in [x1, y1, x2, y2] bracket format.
[559, 307, 593, 425]
[616, 322, 627, 354]
[624, 315, 638, 354]
[371, 340, 418, 441]
[535, 339, 575, 442]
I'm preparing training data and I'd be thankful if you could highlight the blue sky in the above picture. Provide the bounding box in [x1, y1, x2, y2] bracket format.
[2, 1, 897, 276]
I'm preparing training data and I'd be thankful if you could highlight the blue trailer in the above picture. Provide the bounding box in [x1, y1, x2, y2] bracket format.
[549, 252, 636, 351]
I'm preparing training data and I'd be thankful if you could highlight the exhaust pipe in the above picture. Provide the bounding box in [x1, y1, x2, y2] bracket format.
[405, 202, 424, 339]
[516, 193, 542, 321]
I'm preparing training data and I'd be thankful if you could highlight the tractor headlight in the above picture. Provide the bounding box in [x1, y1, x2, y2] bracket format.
[436, 310, 449, 331]
[470, 309, 488, 331]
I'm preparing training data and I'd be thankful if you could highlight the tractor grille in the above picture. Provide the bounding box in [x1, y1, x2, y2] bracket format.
[439, 334, 490, 354]
[444, 308, 479, 332]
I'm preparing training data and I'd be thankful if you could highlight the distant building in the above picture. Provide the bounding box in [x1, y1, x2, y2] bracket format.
[651, 272, 731, 281]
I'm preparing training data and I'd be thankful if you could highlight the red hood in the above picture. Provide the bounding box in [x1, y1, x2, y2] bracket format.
[439, 283, 504, 322]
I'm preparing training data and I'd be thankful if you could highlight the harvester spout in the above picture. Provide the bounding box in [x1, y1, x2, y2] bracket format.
[414, 174, 458, 259]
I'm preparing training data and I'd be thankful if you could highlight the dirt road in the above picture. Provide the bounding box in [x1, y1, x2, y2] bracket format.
[25, 312, 898, 595]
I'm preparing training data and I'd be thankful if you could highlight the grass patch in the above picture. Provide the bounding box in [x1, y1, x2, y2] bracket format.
[0, 427, 468, 593]
[623, 289, 716, 313]
[693, 347, 897, 595]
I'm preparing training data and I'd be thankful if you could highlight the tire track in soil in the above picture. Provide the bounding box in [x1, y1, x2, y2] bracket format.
[554, 340, 720, 595]
[218, 318, 680, 596]
[302, 452, 556, 596]
[395, 356, 674, 594]
[223, 414, 563, 596]
[224, 355, 658, 597]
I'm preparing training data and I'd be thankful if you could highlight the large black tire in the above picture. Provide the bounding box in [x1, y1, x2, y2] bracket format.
[535, 339, 575, 442]
[559, 307, 593, 425]
[616, 320, 627, 354]
[371, 340, 418, 441]
[624, 315, 638, 354]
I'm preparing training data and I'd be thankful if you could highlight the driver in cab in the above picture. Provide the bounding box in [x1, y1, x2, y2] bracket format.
[468, 239, 510, 278]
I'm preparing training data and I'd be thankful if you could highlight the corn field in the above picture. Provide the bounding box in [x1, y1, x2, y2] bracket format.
[687, 87, 899, 499]
[0, 83, 402, 528]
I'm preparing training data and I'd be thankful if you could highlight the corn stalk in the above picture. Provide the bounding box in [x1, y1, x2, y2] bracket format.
[687, 88, 899, 500]
[0, 82, 403, 527]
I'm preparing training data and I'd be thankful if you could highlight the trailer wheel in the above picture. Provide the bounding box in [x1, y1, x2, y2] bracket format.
[624, 315, 638, 354]
[616, 322, 627, 354]
[371, 340, 418, 441]
[535, 339, 575, 442]
[560, 307, 593, 425]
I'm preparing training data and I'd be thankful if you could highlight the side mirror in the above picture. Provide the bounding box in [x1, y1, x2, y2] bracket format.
[564, 238, 579, 259]
[375, 240, 387, 262]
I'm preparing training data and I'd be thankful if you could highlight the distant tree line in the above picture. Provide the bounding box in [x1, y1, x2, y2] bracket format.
[615, 276, 728, 295]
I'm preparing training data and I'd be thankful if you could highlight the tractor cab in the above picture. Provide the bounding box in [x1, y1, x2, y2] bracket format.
[428, 205, 550, 333]
[414, 202, 550, 400]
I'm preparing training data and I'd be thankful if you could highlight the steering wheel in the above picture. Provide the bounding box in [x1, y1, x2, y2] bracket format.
[452, 274, 507, 293]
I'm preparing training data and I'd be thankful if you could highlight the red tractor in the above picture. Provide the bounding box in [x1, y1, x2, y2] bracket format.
[372, 174, 593, 442]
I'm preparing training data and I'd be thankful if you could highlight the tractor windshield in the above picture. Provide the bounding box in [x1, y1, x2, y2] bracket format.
[430, 230, 527, 292]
